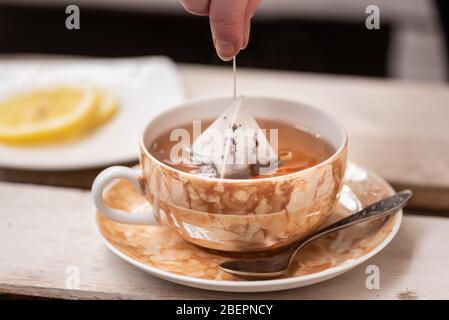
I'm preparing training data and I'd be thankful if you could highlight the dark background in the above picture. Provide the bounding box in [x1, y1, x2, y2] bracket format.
[0, 3, 391, 77]
[0, 1, 447, 79]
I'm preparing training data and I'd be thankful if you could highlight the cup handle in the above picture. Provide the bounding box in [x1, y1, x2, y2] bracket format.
[92, 166, 157, 225]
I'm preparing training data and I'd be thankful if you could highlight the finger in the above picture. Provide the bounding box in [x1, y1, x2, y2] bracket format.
[209, 0, 248, 61]
[242, 20, 251, 49]
[242, 0, 261, 49]
[180, 0, 210, 16]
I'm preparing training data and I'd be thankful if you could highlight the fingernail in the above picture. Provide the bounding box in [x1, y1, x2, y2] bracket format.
[214, 40, 236, 61]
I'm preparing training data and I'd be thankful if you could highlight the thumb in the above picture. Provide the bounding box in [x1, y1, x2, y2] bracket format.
[209, 0, 249, 61]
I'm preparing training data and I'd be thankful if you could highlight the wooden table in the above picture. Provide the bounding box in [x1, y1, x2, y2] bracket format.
[1, 64, 449, 299]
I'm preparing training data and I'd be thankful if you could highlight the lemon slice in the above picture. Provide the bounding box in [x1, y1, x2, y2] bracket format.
[91, 91, 119, 127]
[0, 86, 97, 144]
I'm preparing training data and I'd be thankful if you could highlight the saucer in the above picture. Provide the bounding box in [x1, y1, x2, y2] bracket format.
[0, 56, 183, 170]
[95, 163, 402, 292]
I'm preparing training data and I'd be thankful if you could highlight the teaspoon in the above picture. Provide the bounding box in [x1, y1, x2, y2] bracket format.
[220, 190, 412, 278]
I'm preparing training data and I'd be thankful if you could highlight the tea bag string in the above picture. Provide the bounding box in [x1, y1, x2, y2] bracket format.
[233, 57, 237, 99]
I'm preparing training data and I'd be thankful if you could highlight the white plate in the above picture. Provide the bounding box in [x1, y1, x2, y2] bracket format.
[95, 163, 402, 292]
[0, 56, 184, 170]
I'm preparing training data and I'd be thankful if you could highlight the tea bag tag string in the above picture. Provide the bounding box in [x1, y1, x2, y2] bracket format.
[233, 56, 237, 99]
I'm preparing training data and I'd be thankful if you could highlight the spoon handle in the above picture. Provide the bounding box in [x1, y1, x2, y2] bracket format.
[219, 190, 412, 277]
[303, 190, 412, 245]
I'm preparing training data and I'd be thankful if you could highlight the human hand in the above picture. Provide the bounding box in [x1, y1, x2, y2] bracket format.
[180, 0, 261, 61]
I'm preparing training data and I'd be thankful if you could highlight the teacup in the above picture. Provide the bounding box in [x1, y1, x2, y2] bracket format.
[92, 96, 348, 252]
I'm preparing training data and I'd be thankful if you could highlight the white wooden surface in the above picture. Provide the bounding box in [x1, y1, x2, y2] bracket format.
[1, 64, 449, 299]
[0, 181, 448, 299]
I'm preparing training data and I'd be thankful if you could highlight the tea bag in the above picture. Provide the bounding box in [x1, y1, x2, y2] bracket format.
[191, 96, 278, 179]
